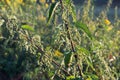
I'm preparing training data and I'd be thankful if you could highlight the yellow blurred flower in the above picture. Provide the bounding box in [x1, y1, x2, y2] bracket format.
[105, 19, 111, 25]
[40, 0, 45, 3]
[117, 30, 120, 35]
[13, 2, 17, 8]
[45, 3, 49, 8]
[16, 0, 23, 4]
[107, 27, 112, 31]
[6, 0, 11, 5]
[54, 50, 63, 57]
[52, 0, 55, 3]
[2, 7, 6, 11]
[38, 15, 46, 21]
[31, 0, 36, 3]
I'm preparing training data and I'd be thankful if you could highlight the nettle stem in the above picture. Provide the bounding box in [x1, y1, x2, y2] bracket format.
[65, 21, 82, 77]
[59, 0, 64, 10]
[59, 0, 82, 77]
[36, 46, 71, 76]
[65, 22, 75, 52]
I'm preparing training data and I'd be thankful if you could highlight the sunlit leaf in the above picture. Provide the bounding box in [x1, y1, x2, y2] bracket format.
[47, 2, 59, 24]
[85, 73, 99, 80]
[76, 46, 95, 71]
[75, 21, 92, 39]
[71, 4, 77, 22]
[90, 74, 99, 80]
[66, 76, 82, 80]
[76, 46, 90, 55]
[86, 77, 92, 80]
[21, 25, 34, 31]
[66, 76, 75, 80]
[64, 0, 71, 4]
[86, 57, 95, 71]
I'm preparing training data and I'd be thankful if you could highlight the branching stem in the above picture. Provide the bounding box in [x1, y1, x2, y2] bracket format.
[59, 0, 82, 77]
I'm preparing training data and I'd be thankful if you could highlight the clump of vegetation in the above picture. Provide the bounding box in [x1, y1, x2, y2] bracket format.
[0, 0, 120, 80]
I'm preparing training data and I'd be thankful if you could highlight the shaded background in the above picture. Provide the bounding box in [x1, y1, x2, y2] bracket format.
[73, 0, 120, 7]
[73, 0, 120, 22]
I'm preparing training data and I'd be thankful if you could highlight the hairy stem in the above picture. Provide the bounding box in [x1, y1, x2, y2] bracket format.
[60, 0, 82, 77]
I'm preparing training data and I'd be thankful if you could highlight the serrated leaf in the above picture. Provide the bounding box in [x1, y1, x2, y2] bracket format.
[86, 77, 92, 80]
[64, 0, 76, 22]
[47, 2, 59, 24]
[66, 76, 82, 80]
[75, 21, 92, 39]
[85, 73, 99, 80]
[64, 0, 71, 4]
[76, 46, 90, 56]
[64, 51, 72, 68]
[86, 57, 95, 71]
[66, 76, 75, 80]
[76, 46, 95, 71]
[21, 25, 34, 31]
[90, 74, 99, 80]
[71, 4, 77, 22]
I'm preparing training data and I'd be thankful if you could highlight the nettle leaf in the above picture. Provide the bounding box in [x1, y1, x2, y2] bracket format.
[66, 76, 82, 80]
[76, 46, 90, 56]
[90, 74, 99, 80]
[21, 25, 34, 31]
[64, 0, 71, 4]
[64, 0, 76, 22]
[76, 46, 95, 71]
[47, 2, 59, 24]
[66, 75, 75, 80]
[71, 4, 77, 22]
[64, 51, 73, 68]
[85, 73, 99, 80]
[75, 21, 92, 39]
[86, 57, 95, 71]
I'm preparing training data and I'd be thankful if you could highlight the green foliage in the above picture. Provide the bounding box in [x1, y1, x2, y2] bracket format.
[75, 21, 92, 40]
[76, 46, 95, 71]
[64, 51, 73, 68]
[0, 16, 41, 79]
[21, 25, 34, 31]
[85, 73, 99, 80]
[0, 0, 120, 80]
[66, 76, 82, 80]
[47, 2, 60, 24]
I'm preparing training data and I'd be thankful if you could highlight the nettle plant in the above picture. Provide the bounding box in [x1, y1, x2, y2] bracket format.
[47, 0, 94, 79]
[0, 16, 42, 79]
[0, 0, 118, 80]
[47, 0, 117, 80]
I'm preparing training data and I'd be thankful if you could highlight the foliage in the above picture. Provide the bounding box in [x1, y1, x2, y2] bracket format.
[0, 16, 42, 79]
[0, 0, 120, 80]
